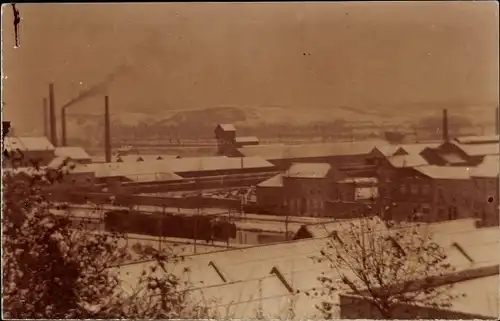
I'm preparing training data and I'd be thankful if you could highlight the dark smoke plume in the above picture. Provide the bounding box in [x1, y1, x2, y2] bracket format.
[62, 64, 130, 110]
[61, 31, 169, 110]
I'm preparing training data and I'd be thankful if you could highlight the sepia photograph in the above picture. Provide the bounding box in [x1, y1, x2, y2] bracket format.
[1, 1, 499, 319]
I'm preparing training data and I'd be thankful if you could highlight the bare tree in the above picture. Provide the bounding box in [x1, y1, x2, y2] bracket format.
[308, 215, 463, 319]
[1, 161, 214, 319]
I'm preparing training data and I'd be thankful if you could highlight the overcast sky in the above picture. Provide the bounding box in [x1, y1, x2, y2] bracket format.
[2, 2, 499, 133]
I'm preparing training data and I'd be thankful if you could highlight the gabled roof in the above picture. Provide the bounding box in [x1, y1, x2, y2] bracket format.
[394, 143, 440, 156]
[414, 165, 471, 180]
[439, 152, 468, 164]
[286, 163, 331, 179]
[369, 145, 400, 157]
[54, 146, 91, 161]
[257, 173, 284, 188]
[216, 124, 236, 132]
[386, 154, 429, 168]
[113, 218, 499, 319]
[4, 136, 55, 152]
[47, 156, 77, 169]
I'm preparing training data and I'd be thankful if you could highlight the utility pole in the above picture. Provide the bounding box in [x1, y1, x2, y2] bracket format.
[194, 178, 200, 254]
[227, 207, 231, 249]
[159, 203, 166, 252]
[285, 210, 289, 241]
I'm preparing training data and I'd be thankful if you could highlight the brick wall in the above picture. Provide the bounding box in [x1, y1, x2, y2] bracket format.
[255, 186, 284, 211]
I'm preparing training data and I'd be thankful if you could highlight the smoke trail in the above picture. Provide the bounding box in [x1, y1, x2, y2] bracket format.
[62, 63, 131, 110]
[62, 30, 169, 110]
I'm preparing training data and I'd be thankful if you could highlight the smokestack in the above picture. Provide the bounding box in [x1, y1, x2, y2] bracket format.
[496, 107, 499, 136]
[48, 83, 58, 146]
[43, 98, 49, 138]
[104, 96, 112, 163]
[61, 107, 67, 146]
[442, 109, 449, 142]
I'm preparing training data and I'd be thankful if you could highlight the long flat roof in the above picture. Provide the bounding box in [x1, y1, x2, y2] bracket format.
[72, 156, 275, 178]
[238, 140, 389, 160]
[455, 134, 499, 144]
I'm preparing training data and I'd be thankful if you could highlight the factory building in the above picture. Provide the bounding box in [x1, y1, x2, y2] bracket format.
[378, 164, 479, 223]
[3, 136, 56, 167]
[225, 139, 389, 171]
[420, 141, 498, 167]
[65, 156, 278, 193]
[215, 123, 260, 156]
[282, 163, 337, 217]
[470, 155, 499, 227]
[256, 163, 380, 217]
[366, 144, 499, 227]
[54, 146, 92, 164]
[254, 173, 285, 213]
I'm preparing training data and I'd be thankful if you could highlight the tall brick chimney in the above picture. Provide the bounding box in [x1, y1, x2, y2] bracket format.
[442, 109, 449, 142]
[43, 97, 49, 138]
[104, 96, 112, 163]
[48, 83, 58, 146]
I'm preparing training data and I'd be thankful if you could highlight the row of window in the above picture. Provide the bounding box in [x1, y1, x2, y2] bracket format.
[436, 206, 459, 220]
[400, 183, 431, 195]
[286, 197, 325, 215]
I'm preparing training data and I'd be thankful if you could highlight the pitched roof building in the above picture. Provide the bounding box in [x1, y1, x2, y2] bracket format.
[113, 219, 500, 319]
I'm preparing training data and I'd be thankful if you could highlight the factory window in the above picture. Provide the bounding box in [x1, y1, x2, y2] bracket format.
[437, 189, 445, 202]
[410, 184, 418, 195]
[422, 184, 430, 195]
[421, 204, 431, 214]
[448, 206, 458, 220]
[400, 184, 407, 194]
[437, 208, 445, 219]
[258, 234, 283, 244]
